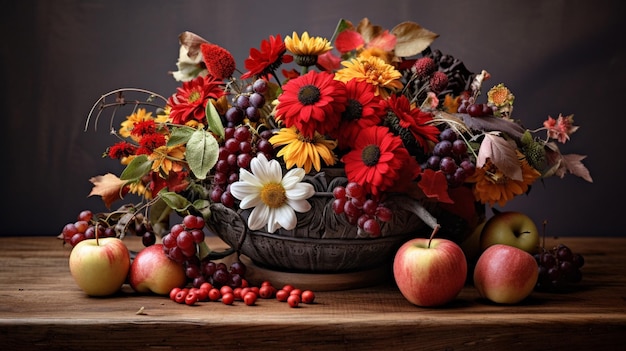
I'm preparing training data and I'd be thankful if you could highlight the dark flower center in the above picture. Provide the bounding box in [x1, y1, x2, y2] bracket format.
[361, 145, 381, 166]
[343, 99, 363, 121]
[298, 85, 321, 105]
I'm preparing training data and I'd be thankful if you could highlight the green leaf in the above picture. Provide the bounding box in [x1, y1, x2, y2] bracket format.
[192, 199, 212, 221]
[148, 197, 172, 237]
[205, 101, 225, 140]
[120, 155, 153, 181]
[167, 127, 194, 147]
[186, 129, 219, 180]
[197, 241, 212, 261]
[159, 191, 193, 212]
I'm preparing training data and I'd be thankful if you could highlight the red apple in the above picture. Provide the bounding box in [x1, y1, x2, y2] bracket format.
[480, 211, 540, 254]
[129, 244, 187, 295]
[69, 237, 131, 297]
[393, 236, 467, 307]
[473, 244, 539, 304]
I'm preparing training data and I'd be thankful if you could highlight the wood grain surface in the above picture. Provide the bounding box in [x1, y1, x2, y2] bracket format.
[0, 236, 625, 350]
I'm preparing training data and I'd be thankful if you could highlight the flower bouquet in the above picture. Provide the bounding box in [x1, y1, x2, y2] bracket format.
[77, 18, 591, 274]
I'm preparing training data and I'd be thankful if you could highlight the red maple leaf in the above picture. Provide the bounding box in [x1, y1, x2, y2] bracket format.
[417, 169, 453, 204]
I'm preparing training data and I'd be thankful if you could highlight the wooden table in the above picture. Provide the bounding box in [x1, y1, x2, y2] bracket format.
[1, 236, 625, 350]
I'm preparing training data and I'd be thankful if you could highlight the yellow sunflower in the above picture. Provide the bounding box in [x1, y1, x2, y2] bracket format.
[269, 126, 337, 173]
[119, 108, 154, 140]
[334, 56, 403, 98]
[285, 32, 332, 68]
[468, 152, 541, 207]
[149, 144, 186, 175]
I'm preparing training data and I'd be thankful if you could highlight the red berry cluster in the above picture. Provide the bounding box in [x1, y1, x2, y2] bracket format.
[169, 280, 315, 308]
[331, 182, 393, 237]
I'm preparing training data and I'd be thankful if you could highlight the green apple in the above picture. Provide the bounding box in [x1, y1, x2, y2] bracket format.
[480, 211, 539, 254]
[69, 237, 131, 297]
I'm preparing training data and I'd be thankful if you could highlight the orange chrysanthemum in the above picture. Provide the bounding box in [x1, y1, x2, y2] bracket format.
[334, 56, 403, 98]
[468, 153, 541, 207]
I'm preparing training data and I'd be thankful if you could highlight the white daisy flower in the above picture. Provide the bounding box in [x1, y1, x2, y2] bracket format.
[230, 153, 315, 233]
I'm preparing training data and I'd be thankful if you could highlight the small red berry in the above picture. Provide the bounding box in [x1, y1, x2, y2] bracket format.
[185, 291, 198, 306]
[287, 294, 300, 308]
[243, 292, 257, 306]
[222, 292, 235, 305]
[208, 288, 221, 302]
[276, 289, 289, 302]
[175, 289, 188, 304]
[301, 290, 316, 304]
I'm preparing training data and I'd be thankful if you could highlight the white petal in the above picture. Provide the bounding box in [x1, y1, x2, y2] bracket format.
[282, 168, 306, 189]
[230, 182, 260, 201]
[239, 193, 263, 209]
[266, 210, 280, 233]
[285, 183, 315, 200]
[248, 204, 270, 231]
[239, 168, 262, 187]
[286, 198, 312, 213]
[275, 205, 297, 231]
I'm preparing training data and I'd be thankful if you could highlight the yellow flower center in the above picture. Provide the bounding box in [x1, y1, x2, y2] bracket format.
[260, 183, 287, 208]
[188, 89, 202, 103]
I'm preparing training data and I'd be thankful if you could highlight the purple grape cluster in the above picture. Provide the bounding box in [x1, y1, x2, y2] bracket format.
[535, 243, 585, 292]
[224, 78, 268, 126]
[425, 128, 476, 187]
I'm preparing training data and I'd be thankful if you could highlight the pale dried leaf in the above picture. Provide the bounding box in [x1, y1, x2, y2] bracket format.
[356, 18, 384, 43]
[391, 21, 439, 57]
[559, 154, 593, 182]
[477, 133, 523, 181]
[178, 31, 210, 59]
[88, 173, 127, 208]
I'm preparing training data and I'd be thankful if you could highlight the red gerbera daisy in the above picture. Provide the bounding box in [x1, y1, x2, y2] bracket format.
[275, 71, 347, 138]
[200, 43, 236, 80]
[341, 126, 420, 197]
[384, 94, 440, 152]
[241, 34, 294, 80]
[337, 79, 385, 149]
[167, 75, 226, 125]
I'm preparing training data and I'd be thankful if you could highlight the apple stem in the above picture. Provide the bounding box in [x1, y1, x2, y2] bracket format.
[542, 220, 548, 249]
[427, 225, 441, 249]
[95, 223, 100, 246]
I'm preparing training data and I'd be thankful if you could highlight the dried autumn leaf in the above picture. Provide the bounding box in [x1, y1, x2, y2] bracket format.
[477, 133, 522, 181]
[356, 18, 385, 44]
[391, 21, 439, 57]
[88, 173, 127, 208]
[557, 154, 593, 183]
[178, 31, 209, 59]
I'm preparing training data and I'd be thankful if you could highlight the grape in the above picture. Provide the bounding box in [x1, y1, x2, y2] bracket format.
[225, 107, 244, 124]
[452, 139, 468, 155]
[426, 155, 441, 170]
[246, 106, 260, 121]
[433, 140, 453, 157]
[345, 182, 364, 199]
[249, 92, 266, 108]
[234, 126, 251, 142]
[78, 210, 93, 222]
[439, 128, 457, 142]
[252, 78, 268, 93]
[439, 156, 457, 175]
[331, 182, 392, 237]
[235, 95, 250, 109]
[142, 232, 156, 247]
[467, 103, 484, 117]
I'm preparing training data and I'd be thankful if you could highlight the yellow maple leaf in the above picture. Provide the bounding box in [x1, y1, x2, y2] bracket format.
[88, 173, 127, 208]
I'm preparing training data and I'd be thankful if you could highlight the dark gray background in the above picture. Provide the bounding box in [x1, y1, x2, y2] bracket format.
[3, 0, 624, 237]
